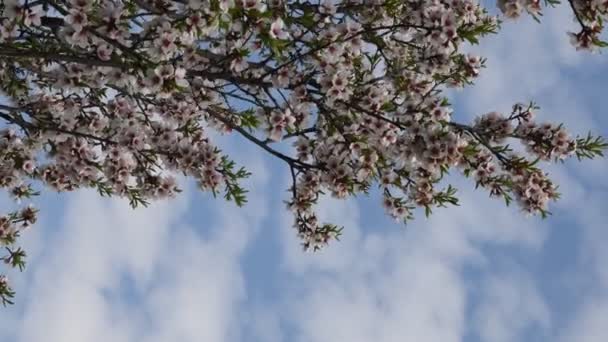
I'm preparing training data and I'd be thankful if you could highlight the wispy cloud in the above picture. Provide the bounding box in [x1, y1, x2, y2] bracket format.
[0, 138, 270, 342]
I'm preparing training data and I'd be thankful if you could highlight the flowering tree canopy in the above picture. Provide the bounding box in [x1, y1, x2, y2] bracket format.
[0, 0, 607, 305]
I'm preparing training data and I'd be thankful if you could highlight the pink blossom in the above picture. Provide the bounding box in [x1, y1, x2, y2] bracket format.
[269, 18, 289, 40]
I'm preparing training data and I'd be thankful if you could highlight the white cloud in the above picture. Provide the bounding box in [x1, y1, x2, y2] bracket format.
[274, 177, 553, 342]
[140, 226, 247, 342]
[472, 267, 551, 342]
[556, 181, 608, 342]
[0, 138, 270, 342]
[242, 305, 284, 342]
[559, 298, 608, 342]
[285, 248, 468, 342]
[13, 190, 180, 342]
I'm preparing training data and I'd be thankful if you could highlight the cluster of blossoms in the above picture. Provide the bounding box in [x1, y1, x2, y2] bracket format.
[0, 0, 606, 302]
[0, 201, 36, 305]
[497, 0, 608, 51]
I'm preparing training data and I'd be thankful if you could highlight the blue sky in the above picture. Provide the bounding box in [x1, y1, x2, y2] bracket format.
[1, 5, 608, 342]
